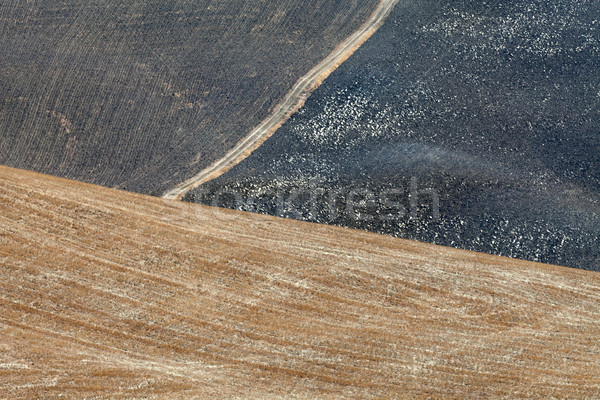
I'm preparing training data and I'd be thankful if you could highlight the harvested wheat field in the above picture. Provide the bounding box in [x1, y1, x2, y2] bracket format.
[0, 165, 599, 399]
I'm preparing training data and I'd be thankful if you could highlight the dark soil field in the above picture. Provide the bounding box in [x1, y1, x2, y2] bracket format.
[189, 0, 600, 270]
[2, 165, 600, 399]
[0, 0, 377, 195]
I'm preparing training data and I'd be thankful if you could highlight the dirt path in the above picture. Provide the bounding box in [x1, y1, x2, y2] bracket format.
[162, 0, 400, 200]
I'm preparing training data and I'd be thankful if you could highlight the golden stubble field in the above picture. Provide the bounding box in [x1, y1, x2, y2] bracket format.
[0, 165, 599, 399]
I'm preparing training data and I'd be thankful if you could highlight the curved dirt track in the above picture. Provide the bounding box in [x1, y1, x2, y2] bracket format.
[2, 165, 600, 399]
[162, 0, 400, 200]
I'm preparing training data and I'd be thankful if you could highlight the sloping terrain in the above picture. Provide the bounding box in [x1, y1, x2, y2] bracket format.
[189, 0, 600, 270]
[162, 0, 399, 200]
[0, 0, 377, 195]
[1, 165, 599, 399]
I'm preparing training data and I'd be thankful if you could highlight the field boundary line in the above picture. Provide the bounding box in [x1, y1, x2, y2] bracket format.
[163, 0, 399, 200]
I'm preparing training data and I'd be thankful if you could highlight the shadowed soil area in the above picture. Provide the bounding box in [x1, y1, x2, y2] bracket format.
[189, 0, 600, 270]
[0, 0, 378, 195]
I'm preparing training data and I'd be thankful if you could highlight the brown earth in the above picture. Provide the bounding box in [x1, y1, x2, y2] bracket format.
[1, 165, 599, 399]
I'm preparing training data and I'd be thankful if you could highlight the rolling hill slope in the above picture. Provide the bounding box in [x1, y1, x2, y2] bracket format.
[0, 0, 378, 195]
[1, 165, 599, 399]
